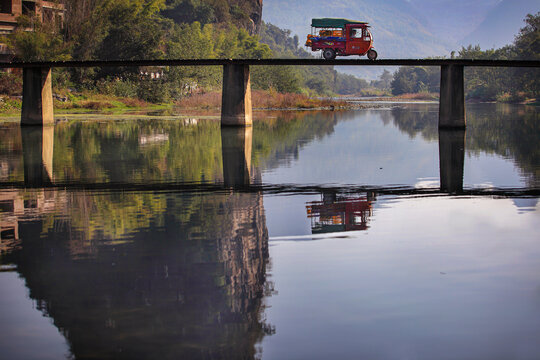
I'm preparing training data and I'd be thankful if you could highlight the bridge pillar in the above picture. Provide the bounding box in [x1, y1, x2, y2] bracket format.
[439, 65, 465, 129]
[221, 64, 252, 126]
[439, 129, 465, 193]
[221, 126, 252, 187]
[21, 67, 54, 126]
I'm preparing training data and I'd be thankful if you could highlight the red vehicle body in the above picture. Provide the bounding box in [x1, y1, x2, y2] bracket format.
[306, 18, 377, 60]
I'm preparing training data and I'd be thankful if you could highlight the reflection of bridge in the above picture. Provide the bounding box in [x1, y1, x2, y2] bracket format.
[3, 124, 472, 194]
[1, 59, 539, 128]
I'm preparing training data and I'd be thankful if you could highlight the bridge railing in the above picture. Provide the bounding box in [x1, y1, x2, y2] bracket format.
[1, 59, 538, 127]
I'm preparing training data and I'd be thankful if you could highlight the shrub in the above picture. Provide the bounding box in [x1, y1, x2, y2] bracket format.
[137, 79, 170, 103]
[0, 71, 22, 96]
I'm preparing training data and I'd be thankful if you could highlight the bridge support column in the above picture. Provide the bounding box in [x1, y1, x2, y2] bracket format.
[439, 65, 465, 129]
[439, 129, 465, 193]
[221, 64, 252, 126]
[221, 126, 252, 187]
[21, 67, 54, 126]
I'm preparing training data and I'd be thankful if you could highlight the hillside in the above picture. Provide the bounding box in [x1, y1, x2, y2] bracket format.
[461, 0, 539, 49]
[261, 0, 453, 79]
[407, 0, 501, 41]
[262, 0, 452, 59]
[163, 0, 263, 34]
[262, 0, 539, 57]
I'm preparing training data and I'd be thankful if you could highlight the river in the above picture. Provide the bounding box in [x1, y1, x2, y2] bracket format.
[0, 103, 539, 359]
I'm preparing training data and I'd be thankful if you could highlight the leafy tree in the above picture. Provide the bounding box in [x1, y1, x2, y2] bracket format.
[371, 69, 393, 90]
[162, 0, 216, 25]
[252, 66, 301, 93]
[514, 13, 540, 60]
[513, 12, 540, 97]
[2, 15, 71, 61]
[391, 66, 438, 95]
[391, 13, 539, 101]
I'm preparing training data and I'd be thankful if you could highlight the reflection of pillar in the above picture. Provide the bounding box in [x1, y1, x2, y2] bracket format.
[221, 126, 252, 187]
[221, 64, 252, 126]
[22, 126, 54, 186]
[439, 129, 465, 193]
[439, 65, 466, 129]
[21, 67, 54, 126]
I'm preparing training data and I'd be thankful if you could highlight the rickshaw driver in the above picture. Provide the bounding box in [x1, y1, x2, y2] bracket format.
[350, 29, 361, 38]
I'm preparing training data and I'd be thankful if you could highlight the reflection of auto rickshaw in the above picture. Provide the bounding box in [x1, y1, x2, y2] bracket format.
[305, 18, 377, 60]
[306, 193, 375, 234]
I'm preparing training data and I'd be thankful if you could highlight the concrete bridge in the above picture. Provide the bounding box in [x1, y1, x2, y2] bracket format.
[1, 58, 539, 128]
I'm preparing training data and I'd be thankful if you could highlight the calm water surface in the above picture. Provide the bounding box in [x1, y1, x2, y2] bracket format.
[0, 103, 539, 359]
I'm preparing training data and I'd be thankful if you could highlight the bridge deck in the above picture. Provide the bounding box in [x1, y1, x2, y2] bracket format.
[1, 58, 539, 69]
[6, 58, 539, 127]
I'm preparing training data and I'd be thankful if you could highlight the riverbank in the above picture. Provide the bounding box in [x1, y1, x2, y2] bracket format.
[3, 90, 535, 118]
[0, 89, 379, 117]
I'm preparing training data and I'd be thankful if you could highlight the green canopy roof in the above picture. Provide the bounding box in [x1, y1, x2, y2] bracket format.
[311, 18, 368, 28]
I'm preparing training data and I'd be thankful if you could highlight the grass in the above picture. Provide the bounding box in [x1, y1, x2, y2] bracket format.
[0, 88, 443, 119]
[0, 96, 22, 113]
[356, 88, 392, 97]
[176, 89, 349, 110]
[396, 92, 439, 101]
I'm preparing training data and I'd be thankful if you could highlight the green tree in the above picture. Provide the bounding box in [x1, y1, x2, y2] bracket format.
[2, 15, 71, 61]
[391, 13, 539, 101]
[513, 12, 540, 97]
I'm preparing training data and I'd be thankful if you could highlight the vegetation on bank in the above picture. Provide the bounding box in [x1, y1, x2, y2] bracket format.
[177, 90, 349, 109]
[0, 0, 369, 106]
[0, 88, 354, 117]
[0, 1, 536, 109]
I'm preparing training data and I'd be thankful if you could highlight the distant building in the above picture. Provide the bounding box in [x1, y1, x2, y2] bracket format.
[0, 0, 65, 61]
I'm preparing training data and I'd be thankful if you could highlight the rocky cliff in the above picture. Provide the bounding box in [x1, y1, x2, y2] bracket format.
[164, 0, 264, 35]
[230, 0, 263, 34]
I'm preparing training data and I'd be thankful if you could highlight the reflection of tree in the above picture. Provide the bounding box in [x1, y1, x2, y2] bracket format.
[3, 190, 271, 359]
[0, 126, 22, 182]
[390, 105, 439, 141]
[51, 120, 225, 184]
[253, 111, 357, 171]
[2, 111, 353, 185]
[466, 105, 540, 188]
[391, 104, 540, 187]
[0, 112, 357, 358]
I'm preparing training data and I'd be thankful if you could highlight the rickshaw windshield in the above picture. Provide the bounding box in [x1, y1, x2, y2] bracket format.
[364, 29, 372, 41]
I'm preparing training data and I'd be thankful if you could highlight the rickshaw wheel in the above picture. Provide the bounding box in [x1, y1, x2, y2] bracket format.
[323, 49, 336, 60]
[367, 49, 378, 60]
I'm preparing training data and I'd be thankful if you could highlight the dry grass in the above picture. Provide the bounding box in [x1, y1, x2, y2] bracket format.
[396, 92, 439, 100]
[176, 92, 222, 109]
[252, 90, 346, 109]
[119, 97, 148, 107]
[176, 90, 348, 110]
[76, 101, 115, 110]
